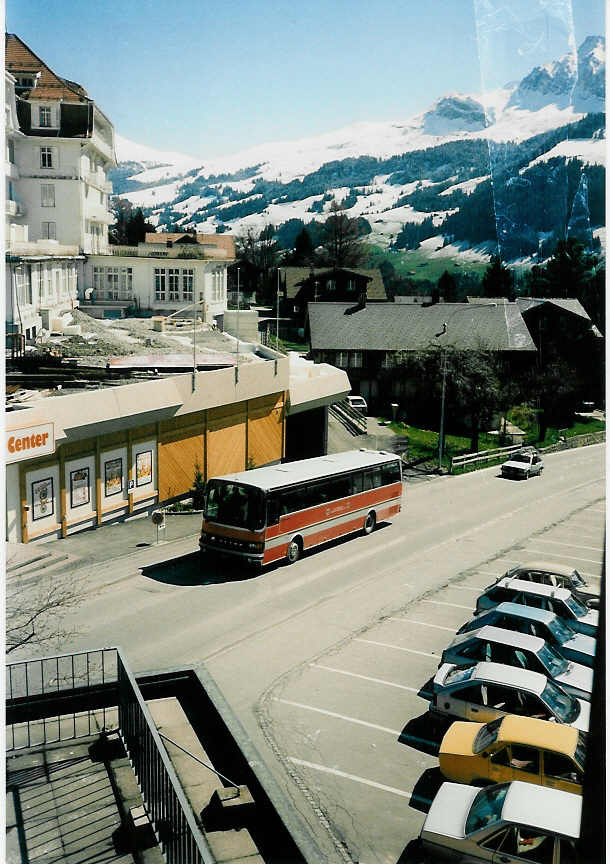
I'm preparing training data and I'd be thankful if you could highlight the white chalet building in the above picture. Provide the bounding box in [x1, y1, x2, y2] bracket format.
[5, 35, 232, 344]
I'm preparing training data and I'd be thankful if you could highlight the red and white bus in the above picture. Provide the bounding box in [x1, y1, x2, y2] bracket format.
[200, 449, 403, 567]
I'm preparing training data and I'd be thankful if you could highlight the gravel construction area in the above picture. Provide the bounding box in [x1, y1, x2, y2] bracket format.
[50, 310, 239, 365]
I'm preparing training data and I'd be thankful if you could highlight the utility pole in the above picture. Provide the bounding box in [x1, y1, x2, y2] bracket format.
[276, 268, 280, 349]
[236, 267, 240, 381]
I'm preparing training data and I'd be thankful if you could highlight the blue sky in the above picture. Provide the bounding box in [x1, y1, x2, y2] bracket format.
[7, 0, 605, 158]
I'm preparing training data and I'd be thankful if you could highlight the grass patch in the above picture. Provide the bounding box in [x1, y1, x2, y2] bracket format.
[368, 244, 490, 284]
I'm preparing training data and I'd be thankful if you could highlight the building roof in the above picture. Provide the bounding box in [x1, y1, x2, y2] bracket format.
[283, 267, 387, 301]
[516, 297, 592, 321]
[6, 34, 89, 103]
[145, 233, 236, 259]
[308, 302, 537, 352]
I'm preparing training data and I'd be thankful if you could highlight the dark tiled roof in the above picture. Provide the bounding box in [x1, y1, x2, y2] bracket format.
[308, 302, 537, 352]
[145, 233, 236, 257]
[516, 297, 592, 321]
[283, 267, 387, 300]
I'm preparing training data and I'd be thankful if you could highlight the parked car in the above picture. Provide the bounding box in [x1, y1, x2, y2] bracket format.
[440, 625, 593, 701]
[501, 447, 544, 480]
[439, 715, 585, 794]
[431, 662, 589, 733]
[347, 394, 368, 414]
[475, 578, 598, 637]
[457, 602, 596, 668]
[419, 780, 581, 862]
[500, 561, 598, 609]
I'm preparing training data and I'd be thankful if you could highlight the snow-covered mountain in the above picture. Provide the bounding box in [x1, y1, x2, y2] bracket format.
[111, 36, 605, 260]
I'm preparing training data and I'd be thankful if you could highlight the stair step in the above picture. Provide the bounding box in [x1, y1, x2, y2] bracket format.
[6, 550, 53, 574]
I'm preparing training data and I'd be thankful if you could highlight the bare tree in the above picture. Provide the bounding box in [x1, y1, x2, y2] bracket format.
[321, 200, 364, 267]
[236, 224, 279, 302]
[6, 572, 85, 655]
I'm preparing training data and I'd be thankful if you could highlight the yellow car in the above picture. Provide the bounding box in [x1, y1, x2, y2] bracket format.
[439, 715, 585, 794]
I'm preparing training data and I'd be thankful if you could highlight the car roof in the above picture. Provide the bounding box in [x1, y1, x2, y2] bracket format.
[487, 602, 557, 624]
[451, 625, 546, 653]
[503, 781, 582, 838]
[499, 578, 572, 601]
[470, 661, 546, 693]
[496, 716, 579, 754]
[508, 561, 578, 579]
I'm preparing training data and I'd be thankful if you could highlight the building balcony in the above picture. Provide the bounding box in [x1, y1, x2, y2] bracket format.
[8, 239, 82, 258]
[89, 129, 115, 164]
[5, 160, 19, 180]
[84, 203, 114, 224]
[5, 199, 25, 217]
[84, 171, 113, 193]
[110, 244, 214, 260]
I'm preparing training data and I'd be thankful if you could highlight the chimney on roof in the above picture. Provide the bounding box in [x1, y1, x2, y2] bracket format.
[344, 290, 367, 316]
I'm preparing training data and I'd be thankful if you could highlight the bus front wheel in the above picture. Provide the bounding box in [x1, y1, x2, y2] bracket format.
[286, 538, 302, 564]
[363, 512, 376, 535]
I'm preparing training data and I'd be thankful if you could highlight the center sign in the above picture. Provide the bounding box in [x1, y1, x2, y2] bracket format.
[6, 422, 55, 463]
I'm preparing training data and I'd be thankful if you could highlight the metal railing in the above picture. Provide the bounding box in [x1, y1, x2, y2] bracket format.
[329, 399, 368, 435]
[450, 443, 521, 473]
[6, 648, 119, 751]
[117, 652, 215, 864]
[6, 647, 215, 864]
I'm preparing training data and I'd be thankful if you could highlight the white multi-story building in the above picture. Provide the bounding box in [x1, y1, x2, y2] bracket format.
[5, 35, 232, 343]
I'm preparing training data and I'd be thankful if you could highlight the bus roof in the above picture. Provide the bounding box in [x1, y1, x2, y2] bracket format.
[210, 450, 400, 493]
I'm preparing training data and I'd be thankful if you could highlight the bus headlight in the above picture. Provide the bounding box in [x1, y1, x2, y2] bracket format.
[247, 542, 263, 552]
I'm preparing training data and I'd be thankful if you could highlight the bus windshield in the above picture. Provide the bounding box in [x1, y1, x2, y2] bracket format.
[205, 480, 265, 531]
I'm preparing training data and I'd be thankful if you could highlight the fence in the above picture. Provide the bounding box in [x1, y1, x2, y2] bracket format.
[450, 430, 605, 474]
[329, 399, 368, 435]
[6, 647, 214, 864]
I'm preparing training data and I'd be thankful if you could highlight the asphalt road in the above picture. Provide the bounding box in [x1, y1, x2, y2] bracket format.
[30, 444, 605, 863]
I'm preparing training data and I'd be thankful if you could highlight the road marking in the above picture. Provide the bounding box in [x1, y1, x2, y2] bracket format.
[471, 570, 504, 579]
[422, 599, 473, 611]
[273, 698, 401, 735]
[391, 617, 456, 633]
[524, 550, 602, 566]
[311, 663, 424, 691]
[533, 538, 603, 553]
[355, 638, 437, 661]
[289, 758, 412, 799]
[445, 584, 484, 592]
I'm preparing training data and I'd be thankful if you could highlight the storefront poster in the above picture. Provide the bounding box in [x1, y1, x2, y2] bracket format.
[104, 457, 123, 497]
[70, 467, 90, 508]
[136, 450, 152, 487]
[32, 477, 54, 521]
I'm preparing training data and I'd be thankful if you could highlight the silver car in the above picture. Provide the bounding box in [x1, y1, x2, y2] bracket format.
[476, 578, 598, 637]
[419, 781, 581, 862]
[501, 447, 544, 480]
[458, 603, 596, 668]
[440, 625, 593, 701]
[431, 662, 589, 733]
[502, 561, 599, 609]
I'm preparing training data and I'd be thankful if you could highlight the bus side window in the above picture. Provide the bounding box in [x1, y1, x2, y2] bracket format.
[363, 468, 381, 490]
[267, 495, 280, 525]
[352, 472, 364, 494]
[381, 461, 401, 485]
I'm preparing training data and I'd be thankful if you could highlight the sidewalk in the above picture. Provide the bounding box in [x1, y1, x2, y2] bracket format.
[6, 511, 203, 577]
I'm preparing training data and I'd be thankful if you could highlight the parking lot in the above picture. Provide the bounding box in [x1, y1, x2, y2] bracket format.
[265, 502, 604, 864]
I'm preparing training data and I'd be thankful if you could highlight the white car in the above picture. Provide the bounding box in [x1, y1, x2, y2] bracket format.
[347, 394, 368, 414]
[418, 780, 581, 862]
[431, 661, 590, 734]
[475, 578, 598, 637]
[501, 561, 598, 609]
[501, 447, 543, 480]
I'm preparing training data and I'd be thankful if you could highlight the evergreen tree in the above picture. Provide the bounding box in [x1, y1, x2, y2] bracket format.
[293, 227, 314, 265]
[438, 270, 458, 302]
[481, 255, 514, 299]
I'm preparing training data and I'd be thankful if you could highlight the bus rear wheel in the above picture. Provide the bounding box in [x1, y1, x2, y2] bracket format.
[363, 512, 376, 535]
[286, 538, 302, 564]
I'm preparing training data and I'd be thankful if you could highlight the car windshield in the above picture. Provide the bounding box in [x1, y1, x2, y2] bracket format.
[547, 615, 575, 644]
[465, 784, 508, 835]
[205, 481, 265, 531]
[537, 643, 568, 676]
[473, 717, 504, 754]
[512, 454, 532, 464]
[564, 594, 588, 618]
[574, 734, 587, 771]
[445, 666, 475, 687]
[541, 681, 579, 723]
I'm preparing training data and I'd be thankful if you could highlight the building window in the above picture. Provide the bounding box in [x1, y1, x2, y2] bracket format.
[335, 351, 348, 367]
[41, 184, 55, 207]
[182, 269, 194, 301]
[120, 268, 133, 298]
[40, 147, 53, 168]
[168, 268, 180, 301]
[349, 351, 363, 368]
[7, 139, 15, 163]
[327, 279, 336, 292]
[106, 267, 119, 300]
[154, 268, 166, 301]
[39, 106, 52, 127]
[41, 221, 56, 240]
[93, 267, 103, 294]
